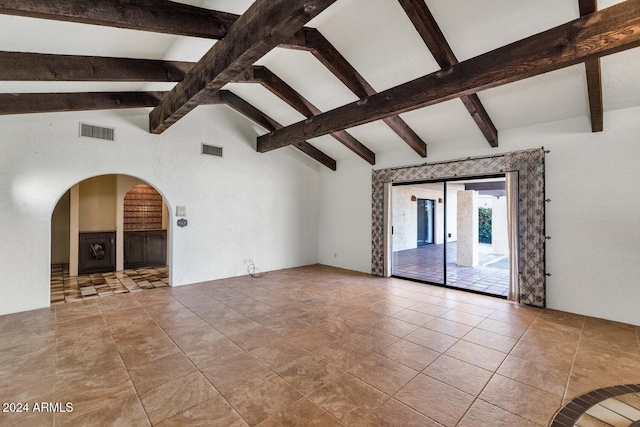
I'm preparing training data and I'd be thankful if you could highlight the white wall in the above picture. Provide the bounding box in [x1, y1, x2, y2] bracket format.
[392, 185, 445, 251]
[78, 175, 117, 231]
[318, 157, 372, 271]
[446, 184, 464, 243]
[51, 191, 70, 264]
[318, 106, 640, 326]
[0, 105, 320, 315]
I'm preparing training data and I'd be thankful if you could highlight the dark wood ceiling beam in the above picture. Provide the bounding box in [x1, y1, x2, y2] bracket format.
[302, 28, 372, 99]
[579, 0, 597, 15]
[257, 0, 640, 151]
[219, 91, 336, 170]
[218, 90, 278, 131]
[0, 51, 193, 82]
[149, 0, 336, 134]
[0, 50, 366, 162]
[398, 0, 498, 147]
[235, 66, 375, 165]
[379, 116, 427, 157]
[299, 28, 427, 157]
[460, 91, 499, 147]
[0, 0, 238, 39]
[583, 60, 603, 132]
[579, 0, 604, 132]
[0, 91, 167, 115]
[257, 66, 320, 115]
[291, 140, 337, 171]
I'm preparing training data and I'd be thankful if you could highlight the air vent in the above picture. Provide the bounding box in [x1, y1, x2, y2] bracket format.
[201, 144, 223, 157]
[79, 123, 115, 141]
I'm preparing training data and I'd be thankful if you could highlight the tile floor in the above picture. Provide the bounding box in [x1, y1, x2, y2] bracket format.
[2, 265, 639, 426]
[393, 243, 510, 297]
[50, 264, 169, 304]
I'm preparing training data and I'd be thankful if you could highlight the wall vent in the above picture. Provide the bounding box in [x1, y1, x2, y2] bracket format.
[79, 123, 115, 141]
[201, 144, 223, 157]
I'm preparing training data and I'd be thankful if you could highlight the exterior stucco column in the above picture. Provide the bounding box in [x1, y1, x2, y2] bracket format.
[457, 190, 478, 267]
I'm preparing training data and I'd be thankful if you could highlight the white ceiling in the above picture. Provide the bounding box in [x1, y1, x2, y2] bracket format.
[1, 0, 639, 161]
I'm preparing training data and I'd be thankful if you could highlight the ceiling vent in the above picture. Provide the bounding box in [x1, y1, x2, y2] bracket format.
[79, 122, 115, 141]
[201, 144, 223, 157]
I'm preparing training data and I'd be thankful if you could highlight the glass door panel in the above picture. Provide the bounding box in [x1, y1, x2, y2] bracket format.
[445, 177, 510, 296]
[391, 182, 445, 284]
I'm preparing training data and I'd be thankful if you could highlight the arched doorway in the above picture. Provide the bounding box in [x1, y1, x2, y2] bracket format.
[50, 175, 171, 304]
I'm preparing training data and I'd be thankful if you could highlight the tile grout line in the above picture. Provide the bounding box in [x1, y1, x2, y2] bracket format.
[51, 270, 565, 426]
[562, 315, 586, 405]
[202, 280, 415, 425]
[100, 301, 155, 427]
[213, 279, 370, 426]
[255, 280, 560, 426]
[453, 307, 545, 426]
[136, 293, 246, 425]
[154, 290, 305, 427]
[376, 299, 525, 425]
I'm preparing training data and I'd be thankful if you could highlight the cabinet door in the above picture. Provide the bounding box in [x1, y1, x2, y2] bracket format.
[124, 232, 147, 269]
[146, 231, 167, 266]
[124, 230, 166, 269]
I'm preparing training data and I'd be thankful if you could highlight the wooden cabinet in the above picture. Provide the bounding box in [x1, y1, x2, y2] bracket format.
[78, 231, 116, 274]
[124, 230, 167, 269]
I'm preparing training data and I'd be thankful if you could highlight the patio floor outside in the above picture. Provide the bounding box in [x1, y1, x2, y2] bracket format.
[392, 242, 509, 297]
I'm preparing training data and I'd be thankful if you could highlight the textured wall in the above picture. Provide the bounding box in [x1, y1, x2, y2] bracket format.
[0, 106, 320, 315]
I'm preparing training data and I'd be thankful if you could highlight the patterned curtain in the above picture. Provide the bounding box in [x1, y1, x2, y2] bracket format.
[506, 171, 520, 302]
[371, 148, 546, 307]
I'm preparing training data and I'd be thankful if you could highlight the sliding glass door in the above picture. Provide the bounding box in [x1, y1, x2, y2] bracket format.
[391, 175, 510, 298]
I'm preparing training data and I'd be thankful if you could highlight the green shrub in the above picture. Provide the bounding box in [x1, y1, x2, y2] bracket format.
[479, 207, 492, 244]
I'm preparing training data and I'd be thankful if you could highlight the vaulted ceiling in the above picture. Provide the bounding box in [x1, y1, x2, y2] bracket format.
[1, 0, 640, 170]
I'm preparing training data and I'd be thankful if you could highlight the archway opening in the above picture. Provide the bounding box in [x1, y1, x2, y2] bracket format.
[50, 175, 171, 304]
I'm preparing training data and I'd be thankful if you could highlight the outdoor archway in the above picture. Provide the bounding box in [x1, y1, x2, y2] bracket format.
[50, 174, 171, 304]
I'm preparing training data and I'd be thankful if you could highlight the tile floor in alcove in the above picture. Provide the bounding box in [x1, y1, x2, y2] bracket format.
[50, 264, 169, 304]
[2, 265, 640, 426]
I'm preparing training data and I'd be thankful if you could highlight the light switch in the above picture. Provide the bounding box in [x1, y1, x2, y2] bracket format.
[176, 206, 187, 217]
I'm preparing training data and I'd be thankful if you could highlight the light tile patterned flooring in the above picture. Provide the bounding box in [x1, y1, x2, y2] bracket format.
[50, 264, 169, 304]
[551, 383, 640, 426]
[393, 243, 510, 297]
[2, 265, 639, 426]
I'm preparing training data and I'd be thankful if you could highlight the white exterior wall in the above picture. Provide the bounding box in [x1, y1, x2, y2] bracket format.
[490, 196, 509, 256]
[0, 106, 320, 315]
[318, 106, 640, 326]
[391, 185, 445, 252]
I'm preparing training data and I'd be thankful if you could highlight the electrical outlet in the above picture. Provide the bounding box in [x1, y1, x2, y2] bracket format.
[244, 259, 251, 265]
